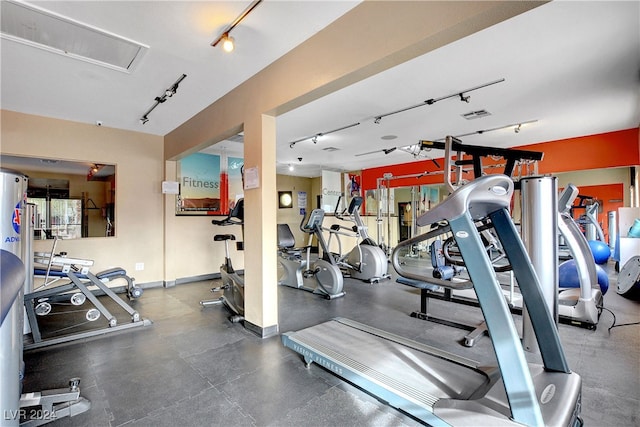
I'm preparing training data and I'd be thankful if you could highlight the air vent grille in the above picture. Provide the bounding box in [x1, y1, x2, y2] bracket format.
[0, 0, 148, 72]
[227, 134, 245, 143]
[461, 110, 491, 120]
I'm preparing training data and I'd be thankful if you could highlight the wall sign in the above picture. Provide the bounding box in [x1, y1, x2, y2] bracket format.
[177, 153, 243, 216]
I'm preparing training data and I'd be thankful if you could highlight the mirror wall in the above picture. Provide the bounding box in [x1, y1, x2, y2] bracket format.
[0, 155, 116, 239]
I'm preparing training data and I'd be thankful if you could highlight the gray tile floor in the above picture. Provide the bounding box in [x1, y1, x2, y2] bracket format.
[22, 260, 639, 426]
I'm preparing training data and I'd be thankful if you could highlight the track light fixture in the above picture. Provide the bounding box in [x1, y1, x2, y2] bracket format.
[289, 122, 361, 148]
[221, 33, 235, 52]
[372, 78, 504, 124]
[446, 119, 538, 139]
[211, 0, 262, 52]
[139, 74, 187, 125]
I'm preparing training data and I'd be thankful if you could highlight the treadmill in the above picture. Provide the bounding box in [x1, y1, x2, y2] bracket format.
[282, 175, 583, 426]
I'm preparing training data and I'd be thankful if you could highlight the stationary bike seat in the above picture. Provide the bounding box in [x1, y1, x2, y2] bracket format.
[214, 234, 236, 241]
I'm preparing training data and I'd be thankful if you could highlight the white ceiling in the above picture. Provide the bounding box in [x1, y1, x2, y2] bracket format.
[1, 1, 639, 178]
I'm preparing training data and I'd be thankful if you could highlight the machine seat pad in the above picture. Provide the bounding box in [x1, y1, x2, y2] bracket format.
[214, 234, 236, 241]
[277, 224, 297, 249]
[396, 277, 440, 292]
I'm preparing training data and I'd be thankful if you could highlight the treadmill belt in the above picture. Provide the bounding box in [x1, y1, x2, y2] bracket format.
[285, 318, 493, 408]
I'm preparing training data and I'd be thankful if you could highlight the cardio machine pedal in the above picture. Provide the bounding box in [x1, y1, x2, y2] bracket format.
[211, 284, 230, 292]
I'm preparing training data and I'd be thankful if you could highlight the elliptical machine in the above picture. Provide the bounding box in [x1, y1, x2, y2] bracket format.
[326, 196, 389, 283]
[200, 199, 245, 323]
[277, 208, 345, 299]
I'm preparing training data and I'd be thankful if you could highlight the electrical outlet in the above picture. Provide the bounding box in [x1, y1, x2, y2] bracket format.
[135, 262, 144, 271]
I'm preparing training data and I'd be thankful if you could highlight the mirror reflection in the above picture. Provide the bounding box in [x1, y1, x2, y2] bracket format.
[0, 155, 116, 239]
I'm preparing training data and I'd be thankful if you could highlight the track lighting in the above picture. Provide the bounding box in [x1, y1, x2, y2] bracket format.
[139, 74, 187, 125]
[424, 119, 539, 142]
[88, 164, 101, 178]
[211, 0, 262, 52]
[288, 122, 360, 148]
[372, 78, 504, 124]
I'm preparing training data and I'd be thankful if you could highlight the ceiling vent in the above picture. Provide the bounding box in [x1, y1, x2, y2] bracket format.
[227, 134, 245, 143]
[322, 147, 339, 152]
[461, 110, 491, 120]
[0, 0, 148, 73]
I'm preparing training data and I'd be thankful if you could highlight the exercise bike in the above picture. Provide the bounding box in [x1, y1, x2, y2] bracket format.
[277, 208, 345, 299]
[325, 196, 389, 283]
[200, 199, 245, 323]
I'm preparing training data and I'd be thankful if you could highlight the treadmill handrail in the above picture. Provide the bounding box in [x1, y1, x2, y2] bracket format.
[392, 225, 473, 290]
[416, 174, 513, 227]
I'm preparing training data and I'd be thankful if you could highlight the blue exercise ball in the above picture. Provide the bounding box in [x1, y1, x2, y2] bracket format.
[596, 265, 610, 295]
[588, 240, 610, 265]
[558, 259, 609, 295]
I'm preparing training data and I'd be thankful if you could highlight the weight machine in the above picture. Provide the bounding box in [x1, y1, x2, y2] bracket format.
[375, 136, 543, 255]
[24, 238, 151, 350]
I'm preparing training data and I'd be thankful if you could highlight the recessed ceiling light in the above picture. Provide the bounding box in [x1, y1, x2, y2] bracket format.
[381, 135, 398, 140]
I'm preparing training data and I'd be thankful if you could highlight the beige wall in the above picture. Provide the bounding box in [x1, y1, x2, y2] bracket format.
[1, 110, 165, 285]
[161, 170, 314, 285]
[276, 174, 312, 246]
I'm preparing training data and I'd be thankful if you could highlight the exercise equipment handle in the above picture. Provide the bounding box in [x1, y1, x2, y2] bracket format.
[212, 199, 244, 226]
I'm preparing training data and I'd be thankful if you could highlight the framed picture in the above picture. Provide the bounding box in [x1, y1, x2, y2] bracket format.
[278, 191, 293, 208]
[177, 153, 243, 216]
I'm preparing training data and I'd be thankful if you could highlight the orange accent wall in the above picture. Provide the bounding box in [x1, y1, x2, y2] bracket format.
[361, 128, 639, 190]
[519, 128, 639, 174]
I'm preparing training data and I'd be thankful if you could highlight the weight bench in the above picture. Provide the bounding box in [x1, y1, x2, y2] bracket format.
[25, 241, 151, 350]
[33, 267, 143, 300]
[25, 268, 152, 350]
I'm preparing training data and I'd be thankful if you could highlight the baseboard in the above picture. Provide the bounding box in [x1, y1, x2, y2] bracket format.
[175, 273, 219, 285]
[244, 321, 279, 339]
[139, 281, 165, 289]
